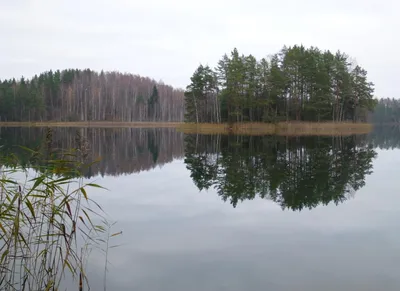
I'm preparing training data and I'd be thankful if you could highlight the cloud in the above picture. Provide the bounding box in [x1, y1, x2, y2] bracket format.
[0, 0, 398, 96]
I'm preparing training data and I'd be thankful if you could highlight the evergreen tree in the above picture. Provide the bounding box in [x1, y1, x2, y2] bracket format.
[148, 85, 159, 121]
[185, 45, 377, 123]
[184, 65, 218, 123]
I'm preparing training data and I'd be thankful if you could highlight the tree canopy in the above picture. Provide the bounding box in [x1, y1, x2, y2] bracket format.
[185, 45, 377, 123]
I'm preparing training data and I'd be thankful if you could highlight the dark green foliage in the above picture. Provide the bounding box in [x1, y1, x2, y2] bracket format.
[185, 45, 377, 123]
[148, 85, 159, 121]
[184, 134, 376, 210]
[184, 65, 220, 123]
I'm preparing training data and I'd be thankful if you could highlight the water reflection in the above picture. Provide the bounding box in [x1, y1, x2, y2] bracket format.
[0, 127, 184, 177]
[368, 125, 400, 149]
[2, 127, 400, 290]
[0, 126, 395, 212]
[0, 126, 397, 177]
[184, 135, 377, 210]
[0, 125, 399, 290]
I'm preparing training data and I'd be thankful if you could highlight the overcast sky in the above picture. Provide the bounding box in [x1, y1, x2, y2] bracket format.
[1, 0, 398, 97]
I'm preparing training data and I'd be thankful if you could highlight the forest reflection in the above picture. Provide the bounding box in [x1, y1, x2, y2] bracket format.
[0, 127, 184, 177]
[367, 125, 400, 149]
[0, 126, 398, 191]
[184, 134, 377, 210]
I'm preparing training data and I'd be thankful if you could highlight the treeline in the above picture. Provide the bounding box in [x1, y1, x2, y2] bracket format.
[184, 134, 376, 210]
[369, 98, 400, 124]
[185, 45, 376, 123]
[0, 127, 184, 177]
[0, 69, 184, 122]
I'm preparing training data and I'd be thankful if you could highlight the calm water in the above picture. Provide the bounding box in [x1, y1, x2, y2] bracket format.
[1, 126, 400, 291]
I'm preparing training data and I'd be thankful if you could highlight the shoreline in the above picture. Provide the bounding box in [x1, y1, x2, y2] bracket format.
[178, 122, 373, 136]
[0, 121, 374, 135]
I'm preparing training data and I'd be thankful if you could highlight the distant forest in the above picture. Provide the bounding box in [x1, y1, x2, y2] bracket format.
[370, 98, 400, 124]
[185, 45, 377, 123]
[0, 69, 184, 122]
[0, 45, 399, 124]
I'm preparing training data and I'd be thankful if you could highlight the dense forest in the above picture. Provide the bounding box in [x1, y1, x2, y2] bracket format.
[0, 69, 184, 122]
[185, 45, 377, 123]
[1, 48, 398, 125]
[369, 98, 400, 124]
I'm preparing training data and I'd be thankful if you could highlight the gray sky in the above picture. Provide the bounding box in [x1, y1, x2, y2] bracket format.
[1, 0, 398, 97]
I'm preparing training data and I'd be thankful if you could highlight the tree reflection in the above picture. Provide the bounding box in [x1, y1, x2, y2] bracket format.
[368, 125, 400, 149]
[0, 127, 183, 177]
[184, 134, 377, 210]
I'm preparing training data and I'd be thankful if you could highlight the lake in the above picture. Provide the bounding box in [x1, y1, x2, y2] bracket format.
[1, 126, 400, 291]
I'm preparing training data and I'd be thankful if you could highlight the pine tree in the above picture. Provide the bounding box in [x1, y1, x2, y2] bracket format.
[184, 45, 377, 124]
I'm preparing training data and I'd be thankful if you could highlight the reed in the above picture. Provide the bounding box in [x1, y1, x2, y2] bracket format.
[0, 129, 119, 290]
[177, 122, 373, 136]
[0, 121, 373, 135]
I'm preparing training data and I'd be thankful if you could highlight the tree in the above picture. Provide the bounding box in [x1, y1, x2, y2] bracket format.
[184, 45, 377, 123]
[148, 85, 159, 121]
[369, 98, 400, 124]
[184, 65, 218, 123]
[0, 69, 184, 122]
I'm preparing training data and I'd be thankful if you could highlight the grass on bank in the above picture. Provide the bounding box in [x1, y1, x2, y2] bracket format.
[177, 122, 374, 136]
[0, 121, 373, 135]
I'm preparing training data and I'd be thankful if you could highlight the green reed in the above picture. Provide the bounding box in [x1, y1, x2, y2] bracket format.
[0, 128, 119, 290]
